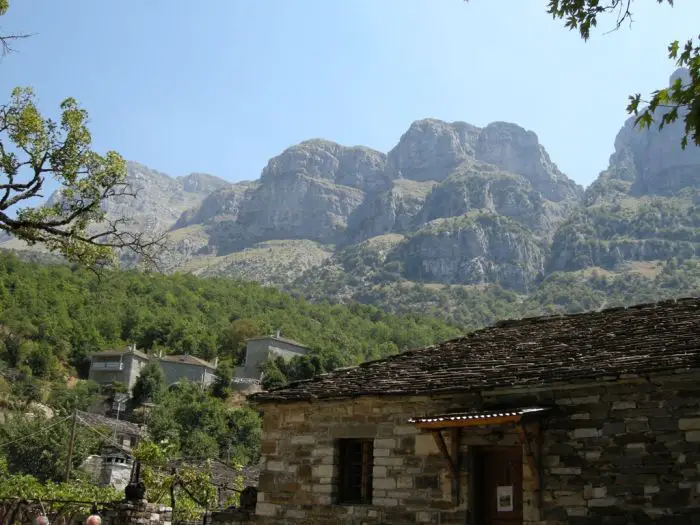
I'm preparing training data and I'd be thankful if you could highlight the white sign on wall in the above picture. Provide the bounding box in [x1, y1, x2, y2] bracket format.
[496, 485, 514, 512]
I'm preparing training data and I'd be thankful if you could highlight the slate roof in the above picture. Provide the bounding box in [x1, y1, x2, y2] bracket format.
[76, 410, 147, 437]
[170, 458, 259, 488]
[91, 347, 149, 360]
[159, 354, 216, 369]
[250, 298, 700, 403]
[247, 335, 310, 350]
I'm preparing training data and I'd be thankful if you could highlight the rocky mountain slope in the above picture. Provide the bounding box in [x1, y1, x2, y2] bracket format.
[0, 161, 231, 258]
[156, 117, 584, 288]
[2, 69, 698, 329]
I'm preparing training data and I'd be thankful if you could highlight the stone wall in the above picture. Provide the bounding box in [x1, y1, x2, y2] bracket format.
[236, 339, 308, 383]
[210, 510, 253, 525]
[159, 361, 215, 388]
[100, 459, 133, 492]
[503, 371, 700, 524]
[102, 502, 172, 525]
[252, 370, 700, 525]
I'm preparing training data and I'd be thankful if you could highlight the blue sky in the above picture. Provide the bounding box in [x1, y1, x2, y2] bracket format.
[1, 0, 698, 188]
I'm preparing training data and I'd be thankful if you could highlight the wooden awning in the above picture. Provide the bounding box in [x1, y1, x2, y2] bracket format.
[408, 407, 550, 429]
[408, 407, 551, 505]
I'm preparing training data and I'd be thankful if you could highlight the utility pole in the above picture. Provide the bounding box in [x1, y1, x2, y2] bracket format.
[65, 409, 78, 482]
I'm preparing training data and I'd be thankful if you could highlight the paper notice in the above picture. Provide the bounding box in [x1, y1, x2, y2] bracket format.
[496, 485, 514, 512]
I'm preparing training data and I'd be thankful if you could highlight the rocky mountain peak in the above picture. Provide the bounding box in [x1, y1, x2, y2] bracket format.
[387, 118, 581, 202]
[475, 122, 581, 202]
[260, 139, 388, 192]
[593, 68, 700, 199]
[670, 67, 690, 86]
[177, 172, 231, 194]
[387, 119, 481, 182]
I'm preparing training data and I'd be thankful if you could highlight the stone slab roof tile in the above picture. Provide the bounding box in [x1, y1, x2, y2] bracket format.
[76, 410, 146, 437]
[159, 354, 216, 369]
[250, 297, 700, 403]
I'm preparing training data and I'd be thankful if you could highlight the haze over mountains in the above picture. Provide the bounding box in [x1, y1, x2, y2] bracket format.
[3, 69, 699, 327]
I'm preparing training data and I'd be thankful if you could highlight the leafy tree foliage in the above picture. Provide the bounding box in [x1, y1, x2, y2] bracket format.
[48, 379, 101, 414]
[132, 360, 167, 405]
[220, 319, 264, 364]
[0, 413, 103, 482]
[0, 3, 163, 268]
[0, 455, 120, 508]
[146, 381, 261, 464]
[0, 252, 459, 379]
[211, 362, 233, 400]
[260, 361, 288, 390]
[134, 441, 224, 521]
[466, 0, 700, 148]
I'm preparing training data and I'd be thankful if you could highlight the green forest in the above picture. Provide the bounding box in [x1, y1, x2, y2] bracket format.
[1, 250, 698, 498]
[0, 251, 460, 513]
[0, 251, 459, 381]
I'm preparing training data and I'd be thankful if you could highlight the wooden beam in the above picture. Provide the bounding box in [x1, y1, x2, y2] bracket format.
[431, 430, 458, 480]
[450, 428, 461, 504]
[431, 429, 462, 505]
[516, 421, 541, 493]
[415, 414, 522, 430]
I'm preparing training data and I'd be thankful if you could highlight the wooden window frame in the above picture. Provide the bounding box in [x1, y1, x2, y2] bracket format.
[336, 438, 374, 505]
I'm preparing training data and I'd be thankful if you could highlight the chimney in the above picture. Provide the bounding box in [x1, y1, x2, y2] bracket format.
[275, 329, 281, 339]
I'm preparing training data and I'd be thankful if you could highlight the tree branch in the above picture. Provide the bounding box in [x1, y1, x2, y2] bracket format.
[1, 89, 167, 270]
[0, 32, 31, 57]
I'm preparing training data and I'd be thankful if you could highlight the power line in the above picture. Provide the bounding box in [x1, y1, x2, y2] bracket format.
[75, 416, 132, 455]
[0, 414, 73, 450]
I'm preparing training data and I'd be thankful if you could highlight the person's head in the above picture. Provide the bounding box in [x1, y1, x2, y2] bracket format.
[85, 515, 101, 525]
[34, 515, 49, 525]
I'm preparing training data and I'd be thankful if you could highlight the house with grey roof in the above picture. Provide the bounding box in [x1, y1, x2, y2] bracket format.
[77, 410, 147, 491]
[88, 345, 149, 392]
[233, 333, 309, 392]
[247, 298, 700, 525]
[88, 346, 218, 394]
[159, 354, 218, 388]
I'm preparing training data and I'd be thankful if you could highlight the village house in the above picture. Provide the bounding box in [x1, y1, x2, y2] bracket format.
[78, 410, 147, 491]
[159, 353, 218, 388]
[88, 345, 149, 393]
[247, 298, 700, 525]
[88, 346, 218, 393]
[232, 333, 309, 393]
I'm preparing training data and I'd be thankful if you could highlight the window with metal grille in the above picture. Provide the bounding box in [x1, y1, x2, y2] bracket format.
[336, 438, 373, 504]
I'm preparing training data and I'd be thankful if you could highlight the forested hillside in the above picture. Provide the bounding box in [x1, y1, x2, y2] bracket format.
[0, 252, 459, 381]
[3, 71, 699, 333]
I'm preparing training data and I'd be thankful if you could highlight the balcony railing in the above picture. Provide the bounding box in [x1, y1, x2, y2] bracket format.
[91, 361, 123, 371]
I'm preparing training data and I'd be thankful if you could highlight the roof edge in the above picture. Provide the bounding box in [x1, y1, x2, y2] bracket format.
[249, 365, 700, 405]
[248, 297, 700, 403]
[246, 335, 310, 349]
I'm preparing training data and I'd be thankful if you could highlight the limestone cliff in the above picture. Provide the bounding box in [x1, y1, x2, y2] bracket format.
[397, 213, 546, 291]
[548, 69, 700, 272]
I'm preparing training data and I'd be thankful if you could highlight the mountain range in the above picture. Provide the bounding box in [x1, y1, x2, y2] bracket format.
[3, 69, 699, 329]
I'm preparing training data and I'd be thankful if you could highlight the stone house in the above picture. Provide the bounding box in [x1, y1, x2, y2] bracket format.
[159, 354, 218, 388]
[233, 334, 309, 392]
[77, 410, 147, 491]
[88, 345, 149, 392]
[248, 298, 700, 525]
[88, 347, 218, 394]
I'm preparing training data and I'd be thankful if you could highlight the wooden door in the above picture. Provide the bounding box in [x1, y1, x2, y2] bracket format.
[480, 447, 523, 525]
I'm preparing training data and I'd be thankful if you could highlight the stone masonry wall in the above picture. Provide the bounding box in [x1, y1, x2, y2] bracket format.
[102, 502, 172, 525]
[491, 370, 700, 524]
[252, 370, 700, 525]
